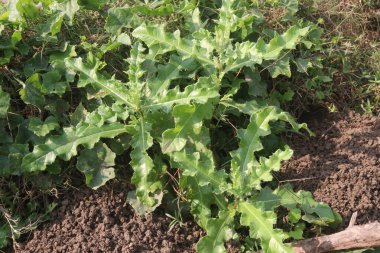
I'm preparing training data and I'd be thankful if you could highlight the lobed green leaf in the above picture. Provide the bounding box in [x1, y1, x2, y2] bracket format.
[239, 201, 293, 253]
[230, 106, 310, 195]
[197, 210, 235, 253]
[132, 25, 215, 67]
[77, 142, 116, 190]
[161, 103, 213, 154]
[0, 88, 10, 118]
[21, 123, 127, 172]
[127, 117, 163, 209]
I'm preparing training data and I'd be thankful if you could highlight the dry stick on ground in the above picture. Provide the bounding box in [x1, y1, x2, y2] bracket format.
[291, 222, 380, 253]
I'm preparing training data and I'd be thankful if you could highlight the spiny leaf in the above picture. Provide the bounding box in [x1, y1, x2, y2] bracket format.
[41, 70, 69, 95]
[143, 77, 219, 112]
[128, 117, 163, 208]
[147, 55, 197, 96]
[83, 104, 118, 126]
[261, 26, 309, 60]
[70, 103, 88, 126]
[275, 185, 341, 225]
[224, 26, 309, 73]
[220, 98, 266, 116]
[170, 147, 228, 194]
[267, 56, 292, 78]
[127, 43, 146, 86]
[180, 177, 214, 228]
[106, 7, 141, 34]
[197, 210, 235, 253]
[83, 103, 128, 126]
[222, 41, 264, 73]
[53, 0, 80, 26]
[214, 0, 236, 53]
[239, 201, 293, 253]
[161, 103, 213, 153]
[76, 142, 116, 190]
[131, 3, 175, 17]
[19, 73, 45, 109]
[230, 106, 310, 195]
[28, 116, 60, 137]
[132, 25, 214, 67]
[1, 144, 29, 176]
[126, 43, 148, 108]
[253, 185, 341, 226]
[145, 109, 174, 140]
[21, 123, 127, 172]
[65, 57, 136, 109]
[249, 146, 293, 189]
[0, 88, 10, 118]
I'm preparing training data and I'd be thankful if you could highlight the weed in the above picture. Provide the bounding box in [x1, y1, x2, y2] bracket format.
[1, 0, 376, 251]
[166, 208, 185, 232]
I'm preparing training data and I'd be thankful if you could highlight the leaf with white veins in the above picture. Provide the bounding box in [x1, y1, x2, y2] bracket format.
[28, 116, 60, 137]
[230, 106, 310, 195]
[197, 209, 235, 253]
[144, 77, 219, 112]
[239, 201, 293, 253]
[22, 123, 127, 172]
[0, 88, 10, 118]
[65, 57, 136, 109]
[132, 25, 214, 67]
[161, 103, 213, 153]
[170, 147, 228, 194]
[128, 117, 163, 208]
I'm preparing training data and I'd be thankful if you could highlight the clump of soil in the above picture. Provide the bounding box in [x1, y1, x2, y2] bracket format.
[16, 184, 204, 253]
[281, 111, 380, 226]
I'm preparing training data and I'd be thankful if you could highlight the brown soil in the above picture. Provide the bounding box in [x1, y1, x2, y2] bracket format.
[16, 184, 204, 253]
[281, 110, 380, 226]
[15, 111, 379, 252]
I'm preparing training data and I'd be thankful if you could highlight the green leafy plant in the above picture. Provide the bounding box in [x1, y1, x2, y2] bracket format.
[0, 0, 343, 251]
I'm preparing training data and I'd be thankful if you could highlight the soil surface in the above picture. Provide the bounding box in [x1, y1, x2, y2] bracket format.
[15, 111, 379, 252]
[16, 184, 204, 253]
[281, 110, 380, 226]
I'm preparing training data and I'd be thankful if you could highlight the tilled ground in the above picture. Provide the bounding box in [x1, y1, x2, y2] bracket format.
[17, 185, 204, 253]
[281, 110, 380, 226]
[16, 111, 379, 252]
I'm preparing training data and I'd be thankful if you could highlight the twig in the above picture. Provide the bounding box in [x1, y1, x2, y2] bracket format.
[292, 222, 380, 253]
[279, 177, 319, 183]
[319, 121, 337, 139]
[348, 211, 358, 228]
[255, 222, 380, 253]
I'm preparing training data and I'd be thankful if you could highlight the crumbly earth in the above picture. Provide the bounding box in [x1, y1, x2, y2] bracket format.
[16, 110, 379, 252]
[281, 110, 380, 226]
[16, 185, 205, 253]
